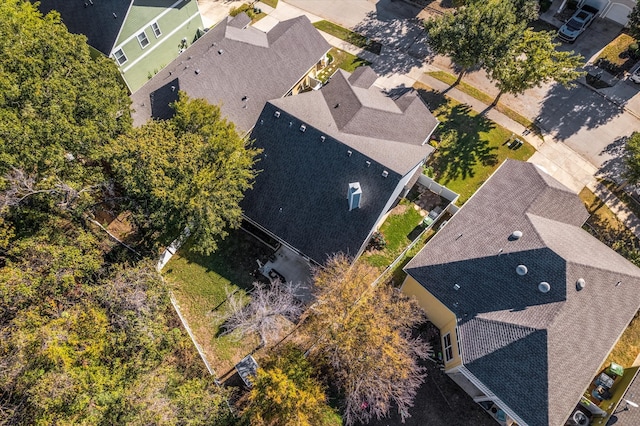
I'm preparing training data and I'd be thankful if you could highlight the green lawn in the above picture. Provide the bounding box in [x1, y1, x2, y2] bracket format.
[596, 34, 636, 67]
[317, 47, 371, 83]
[313, 21, 382, 54]
[163, 228, 273, 377]
[259, 0, 278, 8]
[361, 200, 424, 269]
[414, 82, 535, 204]
[425, 71, 542, 137]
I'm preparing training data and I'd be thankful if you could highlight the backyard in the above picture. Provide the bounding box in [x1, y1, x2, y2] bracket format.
[414, 82, 536, 204]
[163, 227, 274, 379]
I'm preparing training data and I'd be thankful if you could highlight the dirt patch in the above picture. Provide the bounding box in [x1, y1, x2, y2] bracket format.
[390, 204, 409, 216]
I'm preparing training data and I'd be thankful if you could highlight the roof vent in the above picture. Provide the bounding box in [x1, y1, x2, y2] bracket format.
[274, 111, 280, 118]
[347, 182, 362, 211]
[453, 283, 461, 291]
[366, 161, 371, 167]
[289, 121, 293, 127]
[218, 49, 224, 55]
[381, 170, 388, 178]
[113, 12, 117, 18]
[347, 150, 352, 157]
[516, 265, 528, 276]
[511, 230, 523, 240]
[576, 278, 586, 291]
[195, 69, 200, 74]
[300, 124, 306, 132]
[260, 119, 263, 125]
[320, 135, 325, 142]
[538, 282, 551, 293]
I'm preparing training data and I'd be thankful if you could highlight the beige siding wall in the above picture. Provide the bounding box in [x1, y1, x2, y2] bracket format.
[401, 275, 462, 368]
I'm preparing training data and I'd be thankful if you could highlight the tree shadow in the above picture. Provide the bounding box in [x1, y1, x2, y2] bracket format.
[536, 81, 624, 141]
[598, 136, 628, 184]
[351, 2, 435, 77]
[432, 104, 497, 182]
[413, 86, 448, 111]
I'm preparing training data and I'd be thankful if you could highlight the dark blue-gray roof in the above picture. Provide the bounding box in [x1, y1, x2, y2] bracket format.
[130, 14, 331, 131]
[37, 0, 133, 55]
[405, 160, 640, 426]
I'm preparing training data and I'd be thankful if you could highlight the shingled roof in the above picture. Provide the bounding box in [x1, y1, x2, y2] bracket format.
[405, 160, 640, 426]
[38, 0, 133, 55]
[240, 68, 436, 263]
[130, 14, 330, 131]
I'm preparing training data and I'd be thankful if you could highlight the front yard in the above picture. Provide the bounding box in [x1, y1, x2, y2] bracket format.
[414, 82, 535, 204]
[163, 227, 273, 378]
[317, 47, 371, 83]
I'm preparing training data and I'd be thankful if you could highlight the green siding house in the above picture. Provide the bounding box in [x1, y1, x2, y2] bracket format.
[38, 0, 204, 92]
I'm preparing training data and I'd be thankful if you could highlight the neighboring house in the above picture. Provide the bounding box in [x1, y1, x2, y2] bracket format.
[37, 0, 204, 92]
[558, 0, 636, 25]
[240, 67, 438, 264]
[402, 160, 640, 426]
[130, 13, 331, 132]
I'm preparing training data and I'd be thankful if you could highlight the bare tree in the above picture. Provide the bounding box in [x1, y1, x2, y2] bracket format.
[221, 281, 303, 347]
[0, 168, 103, 212]
[302, 254, 431, 425]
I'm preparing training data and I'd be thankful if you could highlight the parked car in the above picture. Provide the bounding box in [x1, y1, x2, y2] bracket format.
[557, 5, 599, 43]
[630, 68, 640, 84]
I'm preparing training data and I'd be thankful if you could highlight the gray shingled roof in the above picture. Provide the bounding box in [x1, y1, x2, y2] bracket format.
[607, 367, 640, 425]
[130, 14, 330, 131]
[239, 68, 437, 264]
[405, 160, 640, 426]
[37, 0, 133, 55]
[267, 69, 437, 175]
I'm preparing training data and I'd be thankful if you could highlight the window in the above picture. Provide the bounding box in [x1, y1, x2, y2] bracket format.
[443, 333, 453, 362]
[151, 22, 162, 38]
[113, 48, 127, 65]
[456, 327, 461, 356]
[137, 31, 150, 49]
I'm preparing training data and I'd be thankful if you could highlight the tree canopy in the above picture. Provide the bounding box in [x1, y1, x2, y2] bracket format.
[105, 93, 260, 255]
[0, 0, 131, 188]
[425, 0, 525, 83]
[242, 345, 339, 426]
[628, 3, 640, 40]
[301, 255, 431, 425]
[486, 29, 584, 104]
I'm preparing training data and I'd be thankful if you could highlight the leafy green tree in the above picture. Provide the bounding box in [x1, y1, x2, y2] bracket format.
[628, 3, 640, 40]
[624, 132, 640, 185]
[301, 255, 431, 425]
[0, 0, 131, 187]
[486, 29, 584, 105]
[425, 0, 525, 84]
[106, 93, 259, 255]
[243, 344, 338, 426]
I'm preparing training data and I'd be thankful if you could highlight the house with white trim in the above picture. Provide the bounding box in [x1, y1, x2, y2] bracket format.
[402, 160, 640, 425]
[38, 0, 204, 92]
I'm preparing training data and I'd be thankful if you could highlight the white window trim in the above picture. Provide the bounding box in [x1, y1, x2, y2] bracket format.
[443, 333, 453, 362]
[113, 48, 127, 65]
[136, 30, 150, 49]
[151, 22, 162, 38]
[112, 0, 184, 52]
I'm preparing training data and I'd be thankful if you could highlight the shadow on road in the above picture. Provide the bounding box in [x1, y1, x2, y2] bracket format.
[351, 0, 434, 76]
[536, 82, 624, 141]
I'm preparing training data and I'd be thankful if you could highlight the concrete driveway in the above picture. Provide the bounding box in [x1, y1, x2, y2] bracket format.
[556, 18, 626, 63]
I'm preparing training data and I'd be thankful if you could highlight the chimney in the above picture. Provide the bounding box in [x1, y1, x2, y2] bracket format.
[347, 182, 362, 211]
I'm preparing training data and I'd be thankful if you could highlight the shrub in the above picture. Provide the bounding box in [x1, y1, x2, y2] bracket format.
[368, 231, 387, 250]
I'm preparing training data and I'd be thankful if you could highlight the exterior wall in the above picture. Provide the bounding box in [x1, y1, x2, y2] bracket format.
[400, 275, 462, 368]
[112, 0, 203, 92]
